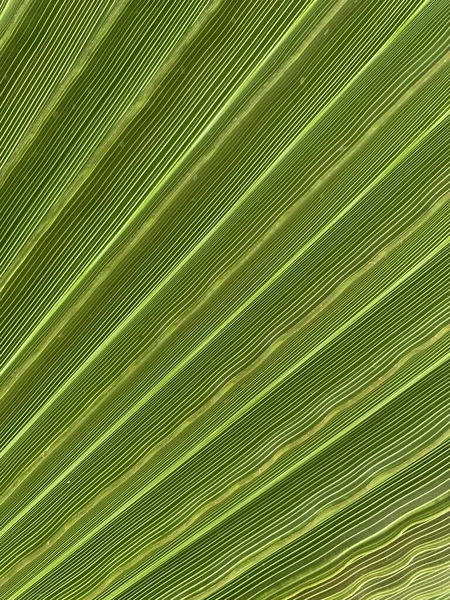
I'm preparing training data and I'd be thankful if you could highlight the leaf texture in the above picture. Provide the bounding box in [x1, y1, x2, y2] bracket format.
[0, 0, 449, 598]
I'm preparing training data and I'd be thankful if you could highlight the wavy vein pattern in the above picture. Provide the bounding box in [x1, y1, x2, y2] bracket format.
[0, 0, 449, 598]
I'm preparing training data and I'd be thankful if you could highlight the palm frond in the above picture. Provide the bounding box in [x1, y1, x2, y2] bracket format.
[0, 1, 449, 599]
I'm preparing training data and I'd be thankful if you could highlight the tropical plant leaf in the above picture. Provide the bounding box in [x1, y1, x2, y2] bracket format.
[0, 0, 449, 599]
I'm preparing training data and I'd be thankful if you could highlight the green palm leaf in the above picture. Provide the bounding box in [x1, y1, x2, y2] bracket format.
[0, 0, 449, 598]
